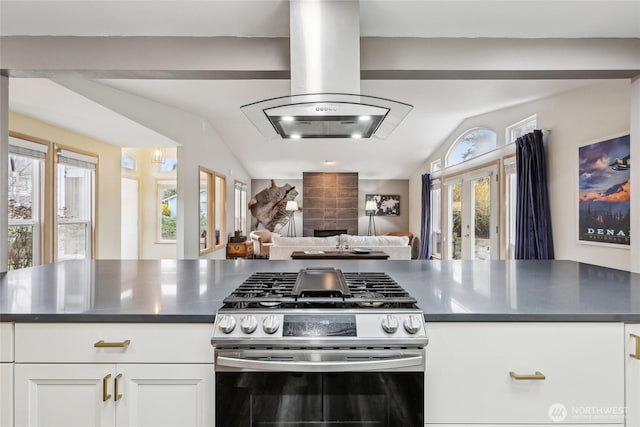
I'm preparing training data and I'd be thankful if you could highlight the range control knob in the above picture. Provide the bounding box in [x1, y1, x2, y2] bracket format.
[381, 315, 399, 334]
[262, 315, 280, 334]
[240, 315, 258, 334]
[217, 315, 236, 334]
[403, 315, 422, 334]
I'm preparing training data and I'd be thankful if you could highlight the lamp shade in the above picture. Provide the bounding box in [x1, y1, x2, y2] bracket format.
[365, 200, 377, 212]
[285, 200, 299, 211]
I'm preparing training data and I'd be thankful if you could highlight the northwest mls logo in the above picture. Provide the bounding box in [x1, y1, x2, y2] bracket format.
[548, 403, 568, 422]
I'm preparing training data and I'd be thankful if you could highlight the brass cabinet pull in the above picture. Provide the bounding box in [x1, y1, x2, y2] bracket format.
[631, 334, 640, 360]
[509, 371, 546, 380]
[102, 374, 112, 401]
[114, 373, 123, 401]
[94, 339, 131, 348]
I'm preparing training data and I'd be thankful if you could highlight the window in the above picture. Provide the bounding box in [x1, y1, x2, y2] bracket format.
[446, 128, 497, 167]
[234, 181, 248, 236]
[158, 181, 177, 242]
[7, 137, 46, 270]
[199, 169, 211, 252]
[198, 167, 226, 254]
[55, 147, 96, 261]
[504, 157, 517, 259]
[430, 159, 442, 173]
[430, 179, 442, 259]
[506, 115, 537, 144]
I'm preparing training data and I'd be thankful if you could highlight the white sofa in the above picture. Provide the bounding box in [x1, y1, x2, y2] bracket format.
[269, 234, 411, 260]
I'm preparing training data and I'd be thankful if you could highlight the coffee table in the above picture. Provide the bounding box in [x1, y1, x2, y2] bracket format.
[290, 250, 390, 260]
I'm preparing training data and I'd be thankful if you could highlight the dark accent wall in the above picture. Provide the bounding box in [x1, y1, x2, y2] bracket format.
[302, 172, 358, 237]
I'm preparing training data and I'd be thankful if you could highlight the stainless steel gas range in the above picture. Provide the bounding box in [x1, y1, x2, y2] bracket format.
[211, 267, 428, 426]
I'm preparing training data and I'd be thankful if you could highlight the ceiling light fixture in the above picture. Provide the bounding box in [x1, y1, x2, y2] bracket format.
[151, 148, 164, 163]
[282, 116, 295, 122]
[351, 133, 362, 139]
[323, 160, 336, 165]
[290, 134, 301, 139]
[358, 116, 371, 121]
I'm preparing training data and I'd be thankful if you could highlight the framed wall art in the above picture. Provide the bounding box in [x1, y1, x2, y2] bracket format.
[365, 194, 400, 216]
[578, 133, 630, 246]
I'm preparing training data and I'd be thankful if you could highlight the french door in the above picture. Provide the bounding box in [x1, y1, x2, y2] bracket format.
[443, 164, 499, 260]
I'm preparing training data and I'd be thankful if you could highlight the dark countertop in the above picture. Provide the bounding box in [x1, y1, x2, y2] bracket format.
[1, 259, 640, 322]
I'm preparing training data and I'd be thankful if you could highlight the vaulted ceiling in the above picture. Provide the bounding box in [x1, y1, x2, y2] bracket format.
[2, 1, 639, 179]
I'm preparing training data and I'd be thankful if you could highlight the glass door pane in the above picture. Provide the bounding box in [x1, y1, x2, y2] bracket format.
[472, 176, 491, 260]
[447, 181, 462, 260]
[430, 185, 442, 258]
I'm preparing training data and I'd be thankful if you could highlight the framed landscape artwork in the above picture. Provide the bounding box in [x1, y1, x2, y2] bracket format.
[578, 133, 630, 246]
[365, 194, 400, 216]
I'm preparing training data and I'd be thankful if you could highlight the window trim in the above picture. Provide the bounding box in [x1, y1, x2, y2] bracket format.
[199, 167, 214, 255]
[198, 167, 227, 255]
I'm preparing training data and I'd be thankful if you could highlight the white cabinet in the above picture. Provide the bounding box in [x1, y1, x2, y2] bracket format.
[1, 323, 14, 427]
[15, 364, 115, 427]
[626, 324, 640, 427]
[13, 323, 214, 427]
[1, 364, 13, 427]
[116, 364, 214, 427]
[425, 323, 624, 425]
[15, 363, 214, 427]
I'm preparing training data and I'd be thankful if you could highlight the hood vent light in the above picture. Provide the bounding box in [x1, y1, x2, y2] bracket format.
[240, 0, 412, 140]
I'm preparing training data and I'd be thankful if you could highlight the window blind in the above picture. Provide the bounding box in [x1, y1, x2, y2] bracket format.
[9, 136, 48, 159]
[57, 149, 98, 170]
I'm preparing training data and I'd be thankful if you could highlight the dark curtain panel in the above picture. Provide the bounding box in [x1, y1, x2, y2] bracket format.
[418, 173, 432, 260]
[515, 129, 555, 259]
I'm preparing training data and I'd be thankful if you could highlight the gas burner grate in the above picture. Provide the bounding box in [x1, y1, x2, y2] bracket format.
[222, 271, 417, 309]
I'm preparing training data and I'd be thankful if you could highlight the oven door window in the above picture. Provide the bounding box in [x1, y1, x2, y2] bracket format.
[216, 372, 423, 426]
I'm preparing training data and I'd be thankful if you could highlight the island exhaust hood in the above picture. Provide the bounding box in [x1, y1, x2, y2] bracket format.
[241, 0, 412, 140]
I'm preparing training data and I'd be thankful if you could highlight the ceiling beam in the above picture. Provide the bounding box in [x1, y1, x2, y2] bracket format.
[2, 37, 639, 80]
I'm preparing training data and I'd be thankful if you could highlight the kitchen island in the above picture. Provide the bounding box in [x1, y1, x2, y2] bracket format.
[1, 259, 639, 427]
[1, 259, 640, 322]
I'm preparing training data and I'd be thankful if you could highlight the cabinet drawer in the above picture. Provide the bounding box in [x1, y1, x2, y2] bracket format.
[15, 323, 214, 363]
[425, 323, 624, 424]
[227, 244, 244, 255]
[0, 323, 13, 362]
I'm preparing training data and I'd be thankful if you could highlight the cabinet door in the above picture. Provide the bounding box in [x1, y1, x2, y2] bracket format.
[425, 323, 624, 424]
[15, 364, 115, 427]
[115, 364, 214, 427]
[0, 363, 12, 427]
[627, 324, 640, 427]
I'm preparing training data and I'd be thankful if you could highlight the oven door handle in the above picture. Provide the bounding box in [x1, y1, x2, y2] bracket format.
[216, 354, 424, 372]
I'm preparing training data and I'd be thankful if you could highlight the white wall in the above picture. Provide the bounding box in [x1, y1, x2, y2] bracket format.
[410, 80, 632, 270]
[251, 178, 410, 236]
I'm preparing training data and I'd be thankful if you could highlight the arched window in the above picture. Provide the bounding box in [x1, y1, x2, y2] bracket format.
[445, 128, 497, 167]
